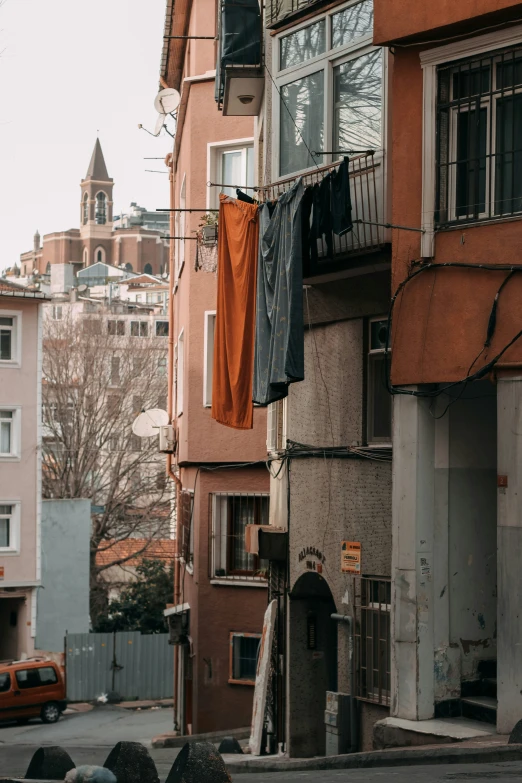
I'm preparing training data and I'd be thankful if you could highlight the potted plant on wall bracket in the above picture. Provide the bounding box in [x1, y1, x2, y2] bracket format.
[194, 213, 218, 246]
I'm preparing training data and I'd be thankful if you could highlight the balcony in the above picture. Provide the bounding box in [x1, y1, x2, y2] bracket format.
[268, 0, 325, 27]
[265, 153, 388, 276]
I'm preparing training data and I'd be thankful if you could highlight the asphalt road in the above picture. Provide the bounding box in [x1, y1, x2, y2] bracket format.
[1, 709, 522, 782]
[0, 705, 178, 778]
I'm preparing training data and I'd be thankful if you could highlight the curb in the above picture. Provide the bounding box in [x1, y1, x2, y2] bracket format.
[152, 726, 251, 748]
[225, 742, 522, 774]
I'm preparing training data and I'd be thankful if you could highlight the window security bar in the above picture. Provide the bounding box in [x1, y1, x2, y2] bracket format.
[353, 577, 391, 706]
[163, 35, 218, 39]
[207, 181, 259, 190]
[354, 219, 425, 233]
[312, 150, 376, 156]
[156, 208, 219, 212]
[436, 43, 522, 226]
[161, 236, 198, 240]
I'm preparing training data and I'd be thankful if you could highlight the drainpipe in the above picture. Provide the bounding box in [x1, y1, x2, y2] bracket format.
[165, 149, 182, 732]
[331, 613, 357, 753]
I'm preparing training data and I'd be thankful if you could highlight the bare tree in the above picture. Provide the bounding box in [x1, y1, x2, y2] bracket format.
[42, 307, 171, 625]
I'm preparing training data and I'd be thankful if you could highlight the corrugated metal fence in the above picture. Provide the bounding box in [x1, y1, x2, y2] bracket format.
[65, 632, 173, 702]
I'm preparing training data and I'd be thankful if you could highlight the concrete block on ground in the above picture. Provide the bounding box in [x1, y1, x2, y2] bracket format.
[152, 726, 250, 748]
[509, 718, 522, 744]
[218, 737, 243, 754]
[103, 741, 159, 783]
[25, 746, 75, 780]
[165, 741, 231, 783]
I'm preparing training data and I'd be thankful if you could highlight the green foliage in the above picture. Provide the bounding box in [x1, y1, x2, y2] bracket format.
[95, 559, 174, 634]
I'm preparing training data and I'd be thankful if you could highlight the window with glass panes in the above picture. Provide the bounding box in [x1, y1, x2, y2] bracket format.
[212, 493, 269, 578]
[436, 43, 522, 224]
[0, 504, 13, 549]
[229, 633, 261, 684]
[0, 411, 14, 456]
[367, 318, 391, 444]
[275, 0, 380, 177]
[0, 316, 15, 362]
[211, 144, 255, 206]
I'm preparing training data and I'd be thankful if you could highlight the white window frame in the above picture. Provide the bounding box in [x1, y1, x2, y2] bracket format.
[176, 329, 185, 417]
[0, 310, 22, 369]
[0, 407, 21, 460]
[210, 492, 270, 585]
[272, 0, 383, 180]
[177, 174, 187, 280]
[130, 320, 149, 338]
[420, 23, 522, 256]
[155, 320, 169, 337]
[203, 311, 216, 408]
[51, 305, 63, 321]
[206, 138, 255, 209]
[0, 501, 21, 554]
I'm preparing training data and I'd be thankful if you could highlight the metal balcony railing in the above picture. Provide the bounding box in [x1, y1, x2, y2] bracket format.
[268, 0, 320, 26]
[265, 153, 386, 274]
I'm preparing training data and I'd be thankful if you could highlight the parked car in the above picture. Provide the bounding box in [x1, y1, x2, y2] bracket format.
[0, 659, 67, 724]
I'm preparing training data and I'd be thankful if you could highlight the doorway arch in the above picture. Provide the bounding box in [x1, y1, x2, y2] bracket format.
[287, 571, 337, 757]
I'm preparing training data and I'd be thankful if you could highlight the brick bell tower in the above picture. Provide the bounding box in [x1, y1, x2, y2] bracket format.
[80, 139, 114, 267]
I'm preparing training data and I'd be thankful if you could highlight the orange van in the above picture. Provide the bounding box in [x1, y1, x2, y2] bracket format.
[0, 659, 67, 724]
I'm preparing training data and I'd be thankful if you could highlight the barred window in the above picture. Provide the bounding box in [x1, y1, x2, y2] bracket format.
[211, 493, 269, 580]
[437, 44, 522, 225]
[354, 577, 391, 705]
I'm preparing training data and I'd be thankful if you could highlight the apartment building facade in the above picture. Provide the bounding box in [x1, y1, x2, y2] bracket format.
[0, 280, 48, 661]
[211, 0, 394, 755]
[374, 0, 522, 737]
[160, 0, 270, 735]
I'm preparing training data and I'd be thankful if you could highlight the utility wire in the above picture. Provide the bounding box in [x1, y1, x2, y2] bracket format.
[263, 60, 321, 172]
[386, 262, 522, 401]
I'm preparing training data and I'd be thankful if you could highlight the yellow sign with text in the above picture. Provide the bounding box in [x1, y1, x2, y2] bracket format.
[341, 541, 361, 573]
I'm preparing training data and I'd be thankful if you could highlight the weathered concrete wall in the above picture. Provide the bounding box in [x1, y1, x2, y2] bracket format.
[448, 387, 497, 681]
[285, 308, 392, 755]
[392, 382, 497, 720]
[497, 377, 522, 733]
[36, 499, 91, 652]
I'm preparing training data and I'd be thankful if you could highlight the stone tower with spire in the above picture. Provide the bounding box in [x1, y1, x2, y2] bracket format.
[19, 138, 169, 277]
[80, 139, 114, 267]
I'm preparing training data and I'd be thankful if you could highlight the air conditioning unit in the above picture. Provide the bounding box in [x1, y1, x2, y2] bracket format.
[158, 424, 176, 454]
[167, 612, 189, 645]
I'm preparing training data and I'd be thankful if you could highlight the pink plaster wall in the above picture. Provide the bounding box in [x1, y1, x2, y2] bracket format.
[0, 297, 41, 586]
[173, 65, 266, 465]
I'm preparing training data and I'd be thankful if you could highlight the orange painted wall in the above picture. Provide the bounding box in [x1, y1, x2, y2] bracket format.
[386, 43, 522, 386]
[374, 0, 522, 45]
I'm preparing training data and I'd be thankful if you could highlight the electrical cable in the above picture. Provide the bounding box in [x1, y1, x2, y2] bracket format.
[263, 60, 321, 172]
[385, 261, 522, 400]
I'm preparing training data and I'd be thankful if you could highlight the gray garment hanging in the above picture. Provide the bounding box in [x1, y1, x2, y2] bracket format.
[253, 178, 305, 406]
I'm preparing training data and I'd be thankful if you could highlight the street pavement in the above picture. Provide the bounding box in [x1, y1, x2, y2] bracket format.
[1, 709, 522, 781]
[0, 705, 179, 778]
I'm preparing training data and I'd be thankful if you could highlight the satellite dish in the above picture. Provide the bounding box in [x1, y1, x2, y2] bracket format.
[154, 88, 181, 115]
[132, 408, 169, 438]
[77, 284, 88, 293]
[154, 114, 165, 136]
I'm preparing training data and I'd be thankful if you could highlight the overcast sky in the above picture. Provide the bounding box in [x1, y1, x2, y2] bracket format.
[0, 0, 171, 269]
